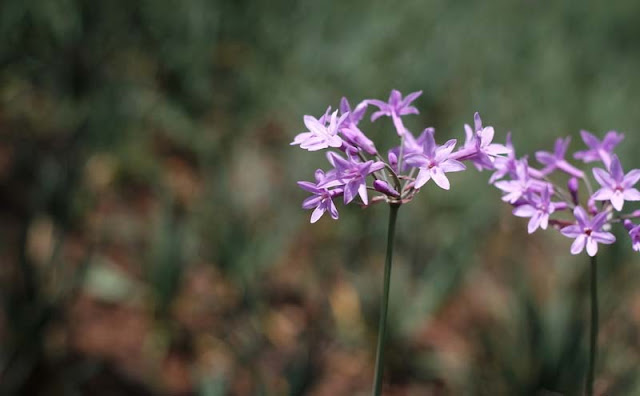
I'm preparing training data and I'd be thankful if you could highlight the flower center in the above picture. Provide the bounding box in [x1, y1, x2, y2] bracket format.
[584, 227, 592, 236]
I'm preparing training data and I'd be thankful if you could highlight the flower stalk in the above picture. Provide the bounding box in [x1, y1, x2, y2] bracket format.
[372, 202, 400, 396]
[586, 254, 598, 396]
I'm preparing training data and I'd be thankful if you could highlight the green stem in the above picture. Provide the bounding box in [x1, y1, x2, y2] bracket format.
[586, 254, 598, 396]
[372, 203, 400, 396]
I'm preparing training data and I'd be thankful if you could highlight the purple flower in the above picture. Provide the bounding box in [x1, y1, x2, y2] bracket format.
[291, 110, 348, 151]
[624, 220, 640, 252]
[591, 155, 640, 211]
[339, 98, 377, 155]
[324, 152, 384, 205]
[452, 112, 510, 170]
[403, 128, 465, 190]
[387, 127, 433, 172]
[513, 187, 557, 234]
[561, 206, 615, 256]
[574, 130, 624, 167]
[535, 137, 584, 178]
[494, 159, 535, 203]
[298, 170, 343, 223]
[369, 90, 422, 136]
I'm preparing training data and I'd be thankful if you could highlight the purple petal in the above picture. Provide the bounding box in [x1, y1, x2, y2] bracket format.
[591, 211, 610, 230]
[474, 112, 482, 132]
[343, 180, 360, 204]
[562, 225, 583, 238]
[328, 200, 339, 219]
[591, 231, 615, 244]
[480, 127, 495, 147]
[298, 181, 321, 193]
[611, 191, 625, 211]
[435, 139, 457, 161]
[400, 90, 422, 107]
[440, 159, 466, 173]
[593, 168, 614, 188]
[370, 110, 387, 122]
[602, 131, 624, 151]
[571, 234, 587, 255]
[414, 168, 431, 189]
[623, 188, 640, 201]
[609, 155, 624, 182]
[528, 211, 542, 234]
[591, 188, 613, 201]
[399, 106, 419, 116]
[310, 206, 325, 223]
[536, 151, 555, 166]
[573, 206, 589, 227]
[422, 128, 436, 157]
[302, 195, 322, 209]
[513, 205, 536, 217]
[358, 183, 368, 205]
[430, 167, 451, 190]
[580, 130, 600, 149]
[586, 237, 598, 256]
[623, 169, 640, 188]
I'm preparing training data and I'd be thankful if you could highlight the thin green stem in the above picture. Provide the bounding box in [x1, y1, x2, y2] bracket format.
[586, 254, 598, 396]
[372, 203, 400, 396]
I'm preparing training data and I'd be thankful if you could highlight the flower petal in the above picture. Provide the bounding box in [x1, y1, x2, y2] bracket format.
[592, 231, 615, 244]
[611, 191, 625, 211]
[440, 159, 466, 173]
[414, 168, 431, 189]
[623, 169, 640, 188]
[591, 188, 613, 201]
[310, 206, 325, 223]
[571, 234, 587, 255]
[358, 183, 368, 205]
[623, 188, 640, 201]
[586, 237, 598, 256]
[430, 167, 451, 190]
[528, 211, 542, 234]
[573, 206, 589, 227]
[593, 168, 614, 188]
[561, 225, 583, 238]
[513, 205, 536, 217]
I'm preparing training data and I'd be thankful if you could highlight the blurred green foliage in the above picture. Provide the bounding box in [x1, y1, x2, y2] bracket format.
[1, 0, 640, 395]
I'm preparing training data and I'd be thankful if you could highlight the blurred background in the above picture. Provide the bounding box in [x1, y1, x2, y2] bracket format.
[1, 0, 640, 395]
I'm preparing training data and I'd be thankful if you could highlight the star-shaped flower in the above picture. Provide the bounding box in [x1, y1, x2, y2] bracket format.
[369, 89, 422, 136]
[339, 98, 377, 155]
[494, 159, 535, 203]
[403, 128, 465, 190]
[298, 170, 343, 223]
[561, 206, 615, 256]
[323, 152, 384, 205]
[291, 110, 348, 151]
[535, 137, 584, 178]
[513, 187, 557, 234]
[574, 130, 624, 168]
[591, 155, 640, 211]
[455, 112, 510, 170]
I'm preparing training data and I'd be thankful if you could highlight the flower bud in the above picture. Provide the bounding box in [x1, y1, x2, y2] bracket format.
[568, 177, 579, 205]
[373, 180, 400, 197]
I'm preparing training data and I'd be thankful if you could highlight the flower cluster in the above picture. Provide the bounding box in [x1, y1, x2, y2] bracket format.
[291, 90, 510, 223]
[491, 130, 640, 256]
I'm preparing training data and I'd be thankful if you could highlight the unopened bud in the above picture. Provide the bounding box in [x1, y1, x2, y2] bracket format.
[373, 180, 400, 197]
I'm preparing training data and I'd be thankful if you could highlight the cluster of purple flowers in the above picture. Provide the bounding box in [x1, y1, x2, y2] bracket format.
[292, 89, 640, 256]
[291, 90, 509, 223]
[491, 130, 640, 256]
